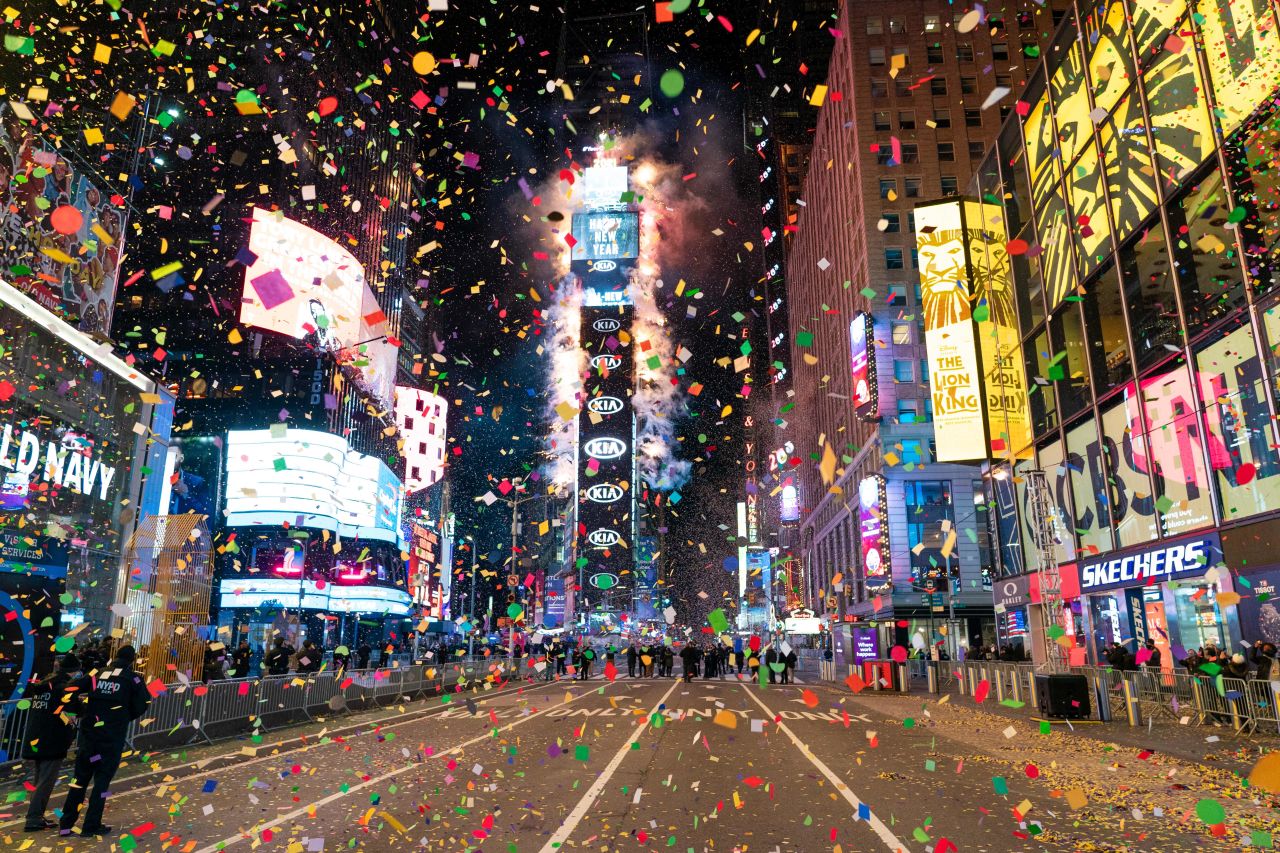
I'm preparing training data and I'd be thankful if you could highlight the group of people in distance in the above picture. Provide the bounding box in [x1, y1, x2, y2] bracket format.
[533, 635, 799, 683]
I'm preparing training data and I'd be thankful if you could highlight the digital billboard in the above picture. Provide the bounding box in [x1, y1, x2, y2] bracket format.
[394, 386, 448, 493]
[224, 428, 405, 545]
[571, 211, 639, 261]
[239, 209, 397, 405]
[859, 475, 889, 592]
[218, 577, 411, 616]
[916, 201, 987, 461]
[849, 312, 877, 419]
[580, 162, 629, 208]
[543, 576, 566, 628]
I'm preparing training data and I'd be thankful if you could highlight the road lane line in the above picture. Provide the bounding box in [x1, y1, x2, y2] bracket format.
[0, 674, 564, 828]
[191, 681, 618, 853]
[537, 680, 679, 853]
[739, 683, 910, 853]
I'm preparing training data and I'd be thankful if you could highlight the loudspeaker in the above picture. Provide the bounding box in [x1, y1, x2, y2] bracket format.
[1035, 674, 1091, 719]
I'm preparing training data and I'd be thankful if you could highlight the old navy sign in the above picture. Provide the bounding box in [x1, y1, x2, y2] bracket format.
[1078, 533, 1221, 593]
[0, 423, 117, 502]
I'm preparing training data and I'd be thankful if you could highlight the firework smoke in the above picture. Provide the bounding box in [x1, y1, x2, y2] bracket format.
[543, 276, 585, 490]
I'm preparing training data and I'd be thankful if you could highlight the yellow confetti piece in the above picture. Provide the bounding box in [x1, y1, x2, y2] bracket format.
[84, 127, 104, 145]
[746, 28, 761, 45]
[91, 223, 115, 245]
[227, 328, 243, 345]
[713, 709, 738, 729]
[151, 261, 183, 280]
[40, 247, 74, 264]
[809, 84, 828, 107]
[109, 91, 137, 121]
[378, 811, 407, 834]
[93, 43, 111, 63]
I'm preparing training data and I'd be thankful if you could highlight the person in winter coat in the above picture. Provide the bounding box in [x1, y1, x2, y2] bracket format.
[1142, 639, 1162, 670]
[356, 643, 372, 670]
[782, 647, 798, 684]
[661, 645, 674, 678]
[59, 645, 150, 838]
[22, 654, 81, 832]
[626, 643, 638, 678]
[264, 637, 293, 676]
[1252, 642, 1278, 681]
[230, 641, 253, 678]
[1226, 653, 1252, 681]
[679, 643, 700, 682]
[764, 645, 779, 684]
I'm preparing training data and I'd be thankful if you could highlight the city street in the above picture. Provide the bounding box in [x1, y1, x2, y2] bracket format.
[1, 672, 1273, 851]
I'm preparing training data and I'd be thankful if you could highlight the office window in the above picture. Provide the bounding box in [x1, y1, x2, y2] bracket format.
[960, 75, 978, 94]
[940, 175, 959, 195]
[911, 247, 919, 269]
[957, 43, 975, 62]
[900, 143, 918, 163]
[907, 210, 915, 234]
[870, 46, 887, 66]
[965, 107, 982, 127]
[920, 358, 929, 381]
[874, 110, 891, 131]
[891, 321, 912, 344]
[969, 141, 986, 160]
[888, 284, 908, 305]
[898, 109, 916, 129]
[871, 79, 888, 98]
[404, 416, 415, 430]
[891, 46, 910, 67]
[999, 104, 1012, 121]
[927, 43, 944, 64]
[885, 248, 905, 269]
[894, 78, 913, 97]
[1018, 10, 1034, 30]
[924, 14, 941, 32]
[937, 142, 955, 162]
[889, 17, 905, 34]
[930, 77, 948, 96]
[876, 148, 893, 166]
[904, 177, 922, 198]
[925, 397, 934, 422]
[933, 108, 952, 128]
[882, 212, 901, 232]
[879, 178, 897, 199]
[866, 16, 883, 35]
[897, 399, 919, 423]
[1053, 9, 1066, 25]
[903, 440, 925, 465]
[992, 42, 1009, 61]
[894, 359, 914, 382]
[995, 72, 1013, 89]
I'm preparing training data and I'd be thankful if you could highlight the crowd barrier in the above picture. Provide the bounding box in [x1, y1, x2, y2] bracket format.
[815, 657, 1280, 737]
[0, 655, 519, 771]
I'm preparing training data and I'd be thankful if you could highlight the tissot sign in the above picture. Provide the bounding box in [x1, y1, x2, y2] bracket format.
[1078, 533, 1221, 593]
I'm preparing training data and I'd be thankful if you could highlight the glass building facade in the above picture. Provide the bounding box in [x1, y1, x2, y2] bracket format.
[953, 0, 1280, 663]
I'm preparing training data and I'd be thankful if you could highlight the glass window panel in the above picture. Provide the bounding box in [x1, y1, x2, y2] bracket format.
[998, 120, 1032, 235]
[1166, 169, 1246, 331]
[1138, 363, 1215, 536]
[1128, 0, 1187, 68]
[1083, 0, 1137, 115]
[1039, 439, 1078, 565]
[1024, 88, 1059, 214]
[1100, 392, 1159, 547]
[1232, 113, 1280, 297]
[904, 480, 954, 590]
[1099, 89, 1159, 241]
[1080, 263, 1132, 395]
[1263, 300, 1280, 402]
[1119, 224, 1180, 372]
[1050, 304, 1092, 417]
[1027, 328, 1059, 434]
[1142, 22, 1216, 188]
[1013, 224, 1046, 336]
[1035, 186, 1077, 309]
[1050, 38, 1091, 165]
[1066, 417, 1114, 556]
[1197, 319, 1280, 521]
[1066, 138, 1111, 275]
[1197, 0, 1280, 138]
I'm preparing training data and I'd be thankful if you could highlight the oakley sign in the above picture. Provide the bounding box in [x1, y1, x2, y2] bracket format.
[584, 483, 624, 503]
[591, 354, 623, 371]
[593, 318, 621, 333]
[584, 437, 626, 459]
[587, 396, 625, 415]
[587, 528, 621, 547]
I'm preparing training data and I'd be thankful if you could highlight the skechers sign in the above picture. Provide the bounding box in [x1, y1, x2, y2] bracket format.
[1078, 533, 1221, 593]
[584, 437, 626, 459]
[593, 319, 621, 333]
[585, 483, 624, 503]
[587, 396, 624, 415]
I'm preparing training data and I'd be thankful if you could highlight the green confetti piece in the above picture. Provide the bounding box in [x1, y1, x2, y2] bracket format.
[1195, 798, 1225, 825]
[1039, 721, 1052, 735]
[574, 744, 590, 762]
[993, 776, 1009, 796]
[796, 331, 814, 348]
[659, 69, 685, 98]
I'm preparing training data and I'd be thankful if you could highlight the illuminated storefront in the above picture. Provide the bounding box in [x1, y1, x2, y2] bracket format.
[960, 0, 1280, 664]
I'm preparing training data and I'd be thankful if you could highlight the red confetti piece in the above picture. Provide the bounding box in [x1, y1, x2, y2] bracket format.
[974, 679, 991, 703]
[318, 96, 339, 116]
[1238, 462, 1257, 485]
[0, 380, 15, 402]
[50, 205, 83, 235]
[801, 689, 819, 708]
[1006, 238, 1029, 255]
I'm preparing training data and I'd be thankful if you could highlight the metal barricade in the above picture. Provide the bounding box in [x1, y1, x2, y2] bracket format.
[0, 700, 31, 764]
[132, 683, 212, 748]
[1246, 680, 1280, 736]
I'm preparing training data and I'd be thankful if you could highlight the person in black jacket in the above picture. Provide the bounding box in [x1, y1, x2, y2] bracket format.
[230, 641, 252, 679]
[22, 654, 80, 832]
[356, 642, 372, 670]
[626, 643, 638, 678]
[59, 645, 150, 838]
[264, 637, 293, 676]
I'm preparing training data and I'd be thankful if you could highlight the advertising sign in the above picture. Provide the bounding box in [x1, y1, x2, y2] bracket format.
[859, 475, 890, 591]
[1196, 0, 1280, 138]
[0, 531, 68, 579]
[780, 482, 800, 523]
[218, 577, 411, 615]
[1078, 533, 1221, 593]
[571, 211, 639, 261]
[853, 627, 880, 663]
[0, 421, 118, 506]
[543, 576, 566, 628]
[224, 428, 405, 545]
[580, 163, 629, 208]
[916, 201, 986, 461]
[849, 312, 877, 419]
[0, 107, 126, 335]
[239, 209, 397, 405]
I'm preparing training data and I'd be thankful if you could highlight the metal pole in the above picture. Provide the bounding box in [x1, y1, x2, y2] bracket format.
[510, 494, 519, 661]
[468, 540, 478, 657]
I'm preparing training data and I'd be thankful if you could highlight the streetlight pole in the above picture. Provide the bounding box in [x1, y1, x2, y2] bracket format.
[468, 537, 479, 657]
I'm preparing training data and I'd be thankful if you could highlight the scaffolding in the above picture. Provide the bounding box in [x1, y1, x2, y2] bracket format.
[1023, 470, 1066, 672]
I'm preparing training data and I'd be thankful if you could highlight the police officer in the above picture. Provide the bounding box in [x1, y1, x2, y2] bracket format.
[21, 653, 80, 831]
[59, 645, 150, 838]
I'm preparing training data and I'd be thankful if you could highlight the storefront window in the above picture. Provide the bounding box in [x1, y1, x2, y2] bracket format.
[1195, 320, 1280, 521]
[1119, 223, 1180, 372]
[1099, 90, 1159, 244]
[904, 480, 954, 591]
[1049, 304, 1091, 418]
[1099, 393, 1159, 547]
[972, 479, 995, 590]
[1138, 364, 1215, 536]
[1066, 418, 1114, 557]
[1039, 439, 1077, 565]
[1167, 170, 1246, 333]
[1090, 591, 1127, 656]
[1172, 582, 1226, 652]
[991, 466, 1026, 577]
[1080, 264, 1132, 395]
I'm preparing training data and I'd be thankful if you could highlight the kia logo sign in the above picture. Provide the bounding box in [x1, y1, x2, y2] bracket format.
[587, 528, 620, 547]
[584, 437, 626, 459]
[585, 483, 624, 503]
[592, 260, 617, 272]
[591, 354, 622, 371]
[588, 396, 624, 415]
[593, 318, 621, 333]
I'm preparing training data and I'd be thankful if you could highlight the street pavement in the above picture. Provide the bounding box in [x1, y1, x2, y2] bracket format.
[0, 670, 1276, 851]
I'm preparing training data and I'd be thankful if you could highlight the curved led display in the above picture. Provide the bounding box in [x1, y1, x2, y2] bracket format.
[584, 437, 626, 459]
[586, 528, 620, 548]
[584, 483, 624, 503]
[587, 396, 624, 415]
[217, 578, 411, 616]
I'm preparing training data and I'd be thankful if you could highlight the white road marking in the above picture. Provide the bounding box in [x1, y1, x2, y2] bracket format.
[537, 680, 679, 853]
[739, 683, 910, 852]
[189, 682, 616, 853]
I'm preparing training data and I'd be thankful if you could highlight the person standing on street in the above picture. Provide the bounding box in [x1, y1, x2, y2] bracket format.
[1142, 639, 1162, 670]
[357, 642, 372, 670]
[626, 642, 638, 678]
[264, 637, 292, 676]
[59, 645, 150, 838]
[782, 646, 797, 684]
[764, 644, 779, 684]
[21, 653, 80, 832]
[679, 643, 699, 683]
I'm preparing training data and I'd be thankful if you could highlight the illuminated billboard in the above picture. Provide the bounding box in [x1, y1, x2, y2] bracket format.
[580, 163, 629, 208]
[571, 212, 639, 261]
[859, 475, 889, 592]
[916, 201, 987, 461]
[239, 209, 397, 405]
[849, 313, 877, 419]
[394, 386, 448, 493]
[1197, 0, 1280, 138]
[224, 428, 405, 545]
[217, 577, 411, 616]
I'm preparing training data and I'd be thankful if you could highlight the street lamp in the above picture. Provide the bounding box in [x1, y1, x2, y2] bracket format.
[494, 478, 542, 661]
[460, 534, 481, 657]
